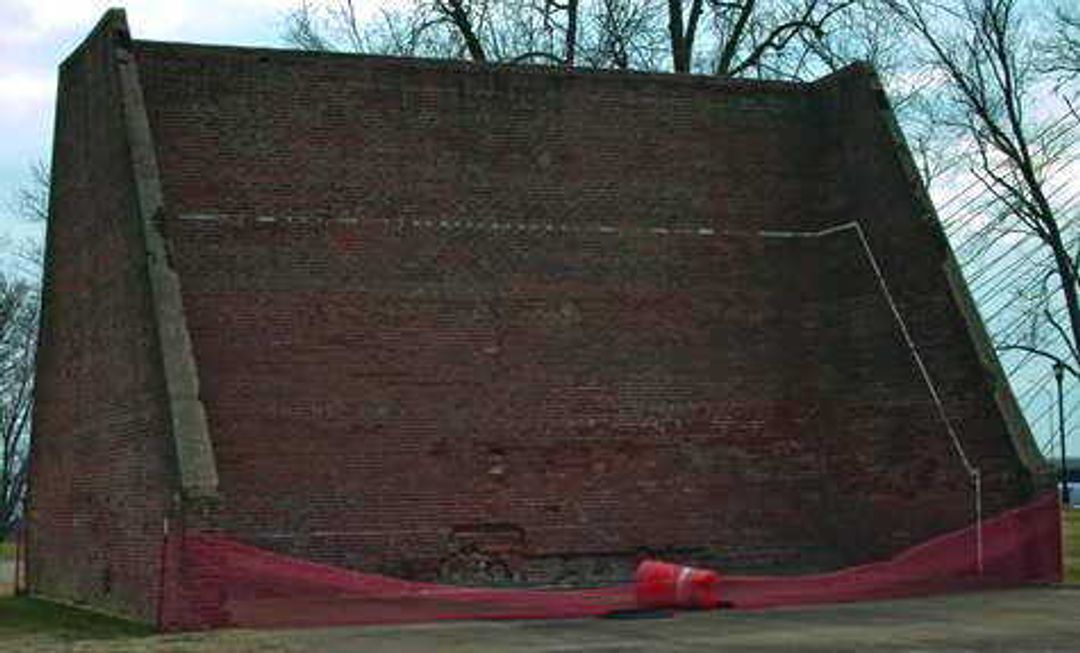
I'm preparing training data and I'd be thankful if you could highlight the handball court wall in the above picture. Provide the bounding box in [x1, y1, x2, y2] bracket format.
[26, 9, 1052, 626]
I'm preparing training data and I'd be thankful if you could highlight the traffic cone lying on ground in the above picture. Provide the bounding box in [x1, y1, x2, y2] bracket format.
[635, 560, 721, 610]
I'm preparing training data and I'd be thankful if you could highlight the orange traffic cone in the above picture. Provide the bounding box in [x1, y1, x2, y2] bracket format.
[635, 560, 720, 610]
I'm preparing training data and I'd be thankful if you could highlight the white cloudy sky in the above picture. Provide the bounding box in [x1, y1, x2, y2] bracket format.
[0, 0, 300, 243]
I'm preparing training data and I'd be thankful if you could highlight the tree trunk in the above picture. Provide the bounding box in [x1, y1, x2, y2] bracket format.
[1045, 220, 1080, 369]
[565, 0, 579, 66]
[443, 0, 487, 62]
[668, 0, 688, 72]
[667, 0, 703, 72]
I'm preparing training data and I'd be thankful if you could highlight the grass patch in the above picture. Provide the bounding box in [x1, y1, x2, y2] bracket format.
[0, 540, 14, 561]
[1065, 509, 1079, 584]
[0, 596, 152, 640]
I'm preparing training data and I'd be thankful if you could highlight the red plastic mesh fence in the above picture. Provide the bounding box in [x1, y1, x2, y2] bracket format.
[159, 492, 1061, 630]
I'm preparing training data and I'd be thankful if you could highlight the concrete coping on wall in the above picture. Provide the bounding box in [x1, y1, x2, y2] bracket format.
[97, 7, 220, 500]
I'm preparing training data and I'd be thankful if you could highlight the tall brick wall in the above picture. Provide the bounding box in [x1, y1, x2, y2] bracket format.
[128, 44, 1041, 581]
[30, 10, 1047, 622]
[135, 45, 835, 581]
[27, 16, 176, 620]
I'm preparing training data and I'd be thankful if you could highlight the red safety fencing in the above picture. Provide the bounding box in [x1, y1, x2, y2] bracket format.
[160, 492, 1061, 630]
[722, 490, 1061, 609]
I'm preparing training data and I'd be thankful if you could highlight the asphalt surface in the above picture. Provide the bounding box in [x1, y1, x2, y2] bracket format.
[3, 586, 1078, 652]
[246, 587, 1080, 652]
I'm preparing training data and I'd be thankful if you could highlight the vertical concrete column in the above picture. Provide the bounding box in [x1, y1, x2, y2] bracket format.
[111, 10, 219, 499]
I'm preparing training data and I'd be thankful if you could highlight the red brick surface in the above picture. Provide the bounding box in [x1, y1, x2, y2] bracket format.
[27, 20, 174, 621]
[133, 47, 1030, 580]
[29, 14, 1042, 625]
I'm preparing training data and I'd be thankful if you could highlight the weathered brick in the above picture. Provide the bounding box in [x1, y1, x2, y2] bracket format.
[27, 9, 1049, 626]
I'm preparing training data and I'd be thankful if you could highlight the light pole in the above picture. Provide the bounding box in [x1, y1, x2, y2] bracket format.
[1053, 361, 1069, 505]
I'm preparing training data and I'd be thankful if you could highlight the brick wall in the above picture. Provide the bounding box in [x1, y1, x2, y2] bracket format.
[130, 45, 1040, 581]
[811, 69, 1037, 558]
[27, 16, 175, 620]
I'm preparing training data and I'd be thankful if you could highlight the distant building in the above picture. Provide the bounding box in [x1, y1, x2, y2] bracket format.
[27, 9, 1054, 628]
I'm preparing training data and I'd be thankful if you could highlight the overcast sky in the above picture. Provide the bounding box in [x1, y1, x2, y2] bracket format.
[0, 0, 298, 244]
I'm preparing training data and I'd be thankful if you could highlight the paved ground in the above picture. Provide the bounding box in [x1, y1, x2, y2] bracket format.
[2, 582, 1079, 651]
[131, 587, 1079, 653]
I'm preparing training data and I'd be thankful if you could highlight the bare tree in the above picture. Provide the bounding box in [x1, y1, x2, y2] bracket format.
[706, 0, 857, 78]
[0, 163, 45, 539]
[283, 0, 335, 50]
[13, 162, 48, 225]
[1043, 5, 1080, 82]
[0, 276, 37, 538]
[583, 0, 667, 69]
[665, 0, 704, 72]
[503, 0, 583, 65]
[283, 0, 857, 79]
[883, 0, 1080, 379]
[285, 0, 476, 58]
[435, 0, 490, 61]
